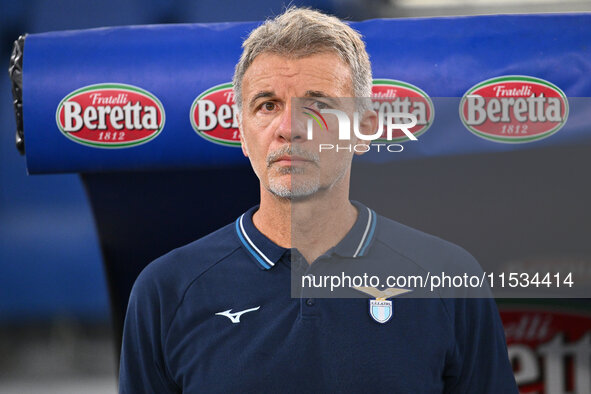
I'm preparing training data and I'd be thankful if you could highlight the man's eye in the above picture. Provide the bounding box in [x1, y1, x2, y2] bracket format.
[262, 102, 276, 112]
[314, 100, 330, 110]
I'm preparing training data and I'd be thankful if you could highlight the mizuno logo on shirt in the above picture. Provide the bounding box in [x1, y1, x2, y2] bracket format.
[215, 306, 260, 323]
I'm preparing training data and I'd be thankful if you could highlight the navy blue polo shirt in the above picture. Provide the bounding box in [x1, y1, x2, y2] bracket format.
[119, 201, 517, 393]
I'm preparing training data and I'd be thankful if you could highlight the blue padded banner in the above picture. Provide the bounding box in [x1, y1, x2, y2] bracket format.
[22, 14, 591, 174]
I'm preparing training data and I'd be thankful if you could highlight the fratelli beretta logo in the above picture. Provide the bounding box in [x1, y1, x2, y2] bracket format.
[371, 79, 434, 143]
[460, 76, 568, 143]
[190, 82, 240, 147]
[56, 83, 165, 148]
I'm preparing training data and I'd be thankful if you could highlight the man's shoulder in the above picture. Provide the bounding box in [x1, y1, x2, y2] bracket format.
[372, 212, 493, 303]
[131, 221, 240, 301]
[373, 212, 482, 274]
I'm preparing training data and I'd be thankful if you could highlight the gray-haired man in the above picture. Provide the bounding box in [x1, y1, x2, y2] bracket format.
[119, 7, 517, 393]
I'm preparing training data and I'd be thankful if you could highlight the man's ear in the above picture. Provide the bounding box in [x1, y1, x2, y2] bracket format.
[240, 132, 249, 157]
[238, 115, 249, 157]
[354, 109, 378, 156]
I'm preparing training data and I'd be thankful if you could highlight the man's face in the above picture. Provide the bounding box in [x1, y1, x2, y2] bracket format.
[239, 52, 365, 200]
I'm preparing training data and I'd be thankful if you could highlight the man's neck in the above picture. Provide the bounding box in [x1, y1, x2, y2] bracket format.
[252, 186, 358, 264]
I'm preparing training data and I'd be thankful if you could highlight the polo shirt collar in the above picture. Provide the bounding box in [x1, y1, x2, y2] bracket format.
[235, 205, 287, 270]
[333, 200, 377, 258]
[235, 201, 377, 270]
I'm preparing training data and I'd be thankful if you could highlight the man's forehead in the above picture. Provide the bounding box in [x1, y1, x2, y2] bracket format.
[242, 52, 353, 98]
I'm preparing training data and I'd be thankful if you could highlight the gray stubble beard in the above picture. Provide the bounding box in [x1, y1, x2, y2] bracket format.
[268, 165, 321, 199]
[266, 144, 321, 199]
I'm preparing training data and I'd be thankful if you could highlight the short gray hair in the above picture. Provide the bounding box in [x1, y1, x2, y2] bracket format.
[232, 7, 372, 111]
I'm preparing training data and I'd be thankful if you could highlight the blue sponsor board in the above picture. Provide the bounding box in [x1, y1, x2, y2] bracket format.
[22, 14, 591, 173]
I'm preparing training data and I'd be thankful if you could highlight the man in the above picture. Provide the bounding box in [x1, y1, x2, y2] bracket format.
[119, 7, 517, 393]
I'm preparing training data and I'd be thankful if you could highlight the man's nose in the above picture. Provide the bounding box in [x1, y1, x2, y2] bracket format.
[276, 100, 307, 142]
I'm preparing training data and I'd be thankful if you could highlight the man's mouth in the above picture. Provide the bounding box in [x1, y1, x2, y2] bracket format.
[267, 145, 320, 168]
[274, 155, 312, 165]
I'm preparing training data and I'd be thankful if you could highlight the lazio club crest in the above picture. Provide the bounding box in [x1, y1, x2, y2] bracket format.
[353, 286, 413, 324]
[370, 299, 393, 323]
